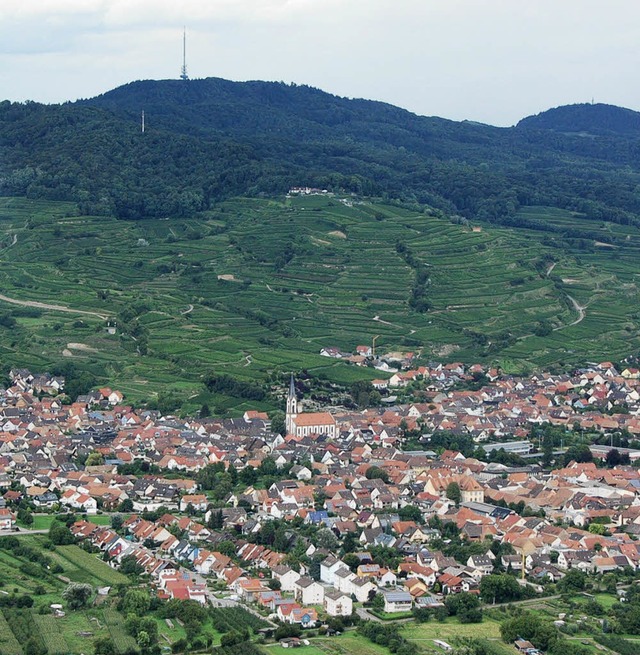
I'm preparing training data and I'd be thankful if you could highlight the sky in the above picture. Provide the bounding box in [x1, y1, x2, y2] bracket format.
[1, 0, 639, 127]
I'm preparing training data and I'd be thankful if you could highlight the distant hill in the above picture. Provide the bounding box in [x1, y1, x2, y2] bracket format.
[2, 78, 640, 229]
[517, 102, 640, 136]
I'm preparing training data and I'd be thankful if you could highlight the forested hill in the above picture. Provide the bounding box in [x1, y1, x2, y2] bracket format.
[517, 103, 640, 136]
[2, 77, 640, 226]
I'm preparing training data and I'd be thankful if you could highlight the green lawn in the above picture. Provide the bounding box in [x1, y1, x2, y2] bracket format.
[29, 515, 57, 530]
[267, 645, 326, 655]
[592, 593, 618, 610]
[401, 617, 503, 641]
[313, 633, 393, 655]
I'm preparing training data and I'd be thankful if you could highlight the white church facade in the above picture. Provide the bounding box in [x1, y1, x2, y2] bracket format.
[285, 376, 337, 439]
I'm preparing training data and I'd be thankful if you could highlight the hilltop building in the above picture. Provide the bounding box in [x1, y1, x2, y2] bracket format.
[285, 375, 337, 439]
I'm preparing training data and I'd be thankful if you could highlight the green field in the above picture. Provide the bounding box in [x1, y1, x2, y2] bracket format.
[55, 545, 131, 586]
[401, 617, 504, 641]
[0, 196, 638, 413]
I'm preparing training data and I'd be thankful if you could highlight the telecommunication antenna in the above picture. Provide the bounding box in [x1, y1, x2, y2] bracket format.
[141, 110, 145, 133]
[180, 28, 189, 81]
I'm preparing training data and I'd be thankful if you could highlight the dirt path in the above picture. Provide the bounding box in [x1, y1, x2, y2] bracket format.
[518, 293, 587, 341]
[546, 261, 557, 277]
[181, 304, 194, 315]
[373, 315, 402, 328]
[556, 294, 586, 329]
[0, 293, 111, 320]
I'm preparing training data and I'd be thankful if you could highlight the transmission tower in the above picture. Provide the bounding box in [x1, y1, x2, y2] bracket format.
[180, 28, 189, 81]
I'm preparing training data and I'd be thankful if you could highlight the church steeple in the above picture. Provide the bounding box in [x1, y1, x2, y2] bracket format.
[286, 373, 298, 434]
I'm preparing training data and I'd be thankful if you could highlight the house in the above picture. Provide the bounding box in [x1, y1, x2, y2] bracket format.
[0, 508, 15, 531]
[324, 590, 353, 617]
[320, 555, 345, 585]
[383, 589, 413, 613]
[277, 602, 318, 627]
[179, 494, 208, 512]
[467, 554, 494, 576]
[294, 577, 325, 605]
[351, 576, 377, 603]
[272, 565, 301, 592]
[60, 489, 98, 515]
[515, 639, 539, 654]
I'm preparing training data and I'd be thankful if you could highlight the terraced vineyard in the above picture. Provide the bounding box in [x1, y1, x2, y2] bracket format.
[0, 195, 639, 412]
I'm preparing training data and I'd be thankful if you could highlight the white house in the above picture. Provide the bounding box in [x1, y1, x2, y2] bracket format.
[320, 555, 345, 585]
[272, 565, 301, 592]
[383, 589, 413, 613]
[324, 590, 353, 617]
[60, 489, 98, 515]
[179, 494, 208, 512]
[0, 508, 15, 531]
[294, 577, 325, 605]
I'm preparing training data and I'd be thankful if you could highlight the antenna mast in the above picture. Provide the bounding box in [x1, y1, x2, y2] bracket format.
[180, 28, 189, 81]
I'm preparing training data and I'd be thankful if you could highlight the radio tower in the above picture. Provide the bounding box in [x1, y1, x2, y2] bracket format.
[180, 28, 189, 81]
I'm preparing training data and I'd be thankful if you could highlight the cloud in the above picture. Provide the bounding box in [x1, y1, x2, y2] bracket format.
[2, 0, 640, 125]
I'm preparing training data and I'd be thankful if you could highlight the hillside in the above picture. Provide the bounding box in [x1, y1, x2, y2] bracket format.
[2, 78, 640, 227]
[0, 194, 638, 413]
[517, 103, 640, 136]
[2, 79, 640, 410]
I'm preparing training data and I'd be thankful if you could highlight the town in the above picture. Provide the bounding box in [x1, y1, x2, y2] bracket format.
[2, 359, 640, 655]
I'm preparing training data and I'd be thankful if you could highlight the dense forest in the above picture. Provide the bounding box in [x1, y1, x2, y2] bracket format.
[2, 78, 640, 228]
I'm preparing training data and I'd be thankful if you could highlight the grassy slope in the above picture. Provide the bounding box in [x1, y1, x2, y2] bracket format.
[0, 195, 638, 412]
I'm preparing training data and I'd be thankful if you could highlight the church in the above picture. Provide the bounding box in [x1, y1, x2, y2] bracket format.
[285, 375, 337, 439]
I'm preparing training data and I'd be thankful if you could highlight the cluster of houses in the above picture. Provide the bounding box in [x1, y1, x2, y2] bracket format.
[1, 362, 640, 624]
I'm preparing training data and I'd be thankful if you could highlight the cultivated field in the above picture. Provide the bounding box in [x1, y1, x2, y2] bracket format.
[0, 196, 638, 412]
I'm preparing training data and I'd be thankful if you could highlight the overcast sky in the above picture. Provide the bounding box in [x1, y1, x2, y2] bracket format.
[1, 0, 639, 126]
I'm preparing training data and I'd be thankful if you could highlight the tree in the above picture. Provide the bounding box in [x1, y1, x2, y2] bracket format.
[63, 582, 93, 609]
[316, 528, 339, 551]
[86, 452, 105, 466]
[119, 498, 134, 512]
[120, 554, 145, 576]
[588, 522, 606, 535]
[24, 638, 46, 655]
[501, 612, 559, 651]
[365, 466, 389, 483]
[122, 589, 151, 615]
[606, 449, 621, 468]
[558, 568, 587, 593]
[542, 434, 554, 467]
[445, 592, 482, 623]
[49, 522, 75, 545]
[398, 505, 423, 523]
[446, 482, 462, 505]
[94, 638, 117, 655]
[269, 411, 286, 436]
[479, 574, 522, 604]
[207, 509, 224, 530]
[343, 553, 361, 572]
[136, 631, 150, 649]
[111, 514, 124, 531]
[17, 507, 33, 526]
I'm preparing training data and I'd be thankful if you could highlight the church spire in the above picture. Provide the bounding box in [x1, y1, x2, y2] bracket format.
[286, 373, 298, 435]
